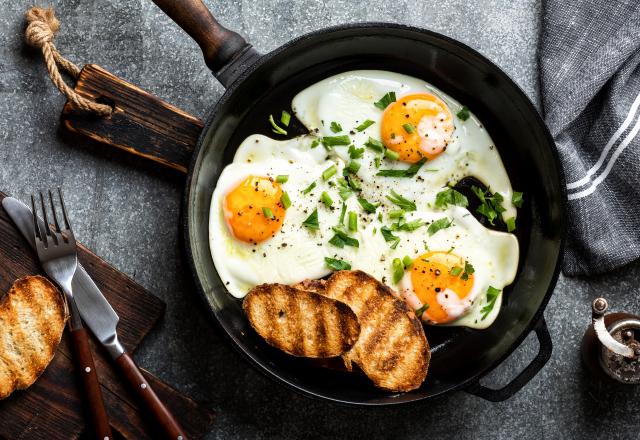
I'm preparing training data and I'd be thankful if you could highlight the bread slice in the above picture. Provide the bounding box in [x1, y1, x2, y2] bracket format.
[0, 276, 67, 399]
[298, 271, 430, 392]
[243, 284, 360, 358]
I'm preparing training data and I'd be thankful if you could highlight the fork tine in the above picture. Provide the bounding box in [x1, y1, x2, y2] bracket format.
[58, 188, 72, 231]
[31, 194, 43, 242]
[48, 189, 62, 233]
[39, 191, 55, 245]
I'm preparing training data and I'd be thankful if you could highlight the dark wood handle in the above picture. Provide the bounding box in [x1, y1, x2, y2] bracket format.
[115, 352, 187, 440]
[151, 0, 248, 72]
[69, 327, 113, 440]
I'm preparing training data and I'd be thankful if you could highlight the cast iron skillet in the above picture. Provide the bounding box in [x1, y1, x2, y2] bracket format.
[152, 0, 566, 405]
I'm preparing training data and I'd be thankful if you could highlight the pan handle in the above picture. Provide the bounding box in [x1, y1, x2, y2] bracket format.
[465, 317, 552, 402]
[151, 0, 254, 76]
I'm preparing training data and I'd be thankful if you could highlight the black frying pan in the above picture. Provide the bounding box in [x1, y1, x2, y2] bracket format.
[149, 0, 566, 405]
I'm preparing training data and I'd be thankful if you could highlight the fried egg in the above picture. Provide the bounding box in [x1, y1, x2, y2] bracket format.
[209, 70, 520, 328]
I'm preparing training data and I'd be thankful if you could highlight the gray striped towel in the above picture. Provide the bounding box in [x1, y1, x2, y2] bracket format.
[539, 0, 640, 275]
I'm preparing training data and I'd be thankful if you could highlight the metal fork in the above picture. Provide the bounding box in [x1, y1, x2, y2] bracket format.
[32, 189, 113, 440]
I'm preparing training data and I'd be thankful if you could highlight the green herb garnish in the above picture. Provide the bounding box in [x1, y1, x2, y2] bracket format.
[396, 219, 425, 232]
[280, 110, 291, 127]
[357, 197, 378, 214]
[275, 175, 289, 184]
[512, 191, 524, 208]
[346, 175, 361, 191]
[325, 257, 351, 271]
[415, 303, 429, 318]
[389, 209, 405, 219]
[456, 106, 470, 121]
[337, 179, 354, 200]
[374, 91, 397, 110]
[506, 217, 516, 232]
[427, 217, 453, 236]
[302, 208, 319, 230]
[392, 258, 404, 283]
[384, 148, 400, 161]
[435, 188, 468, 209]
[402, 123, 415, 134]
[481, 286, 501, 320]
[355, 119, 375, 131]
[269, 114, 287, 135]
[472, 186, 506, 225]
[346, 161, 361, 174]
[328, 227, 359, 248]
[380, 226, 400, 249]
[262, 207, 274, 219]
[377, 157, 427, 178]
[280, 192, 291, 209]
[339, 202, 347, 225]
[348, 145, 365, 159]
[302, 181, 316, 195]
[402, 255, 413, 269]
[450, 266, 463, 276]
[321, 135, 350, 148]
[386, 190, 416, 211]
[348, 211, 357, 232]
[320, 191, 333, 207]
[310, 139, 320, 149]
[330, 121, 342, 133]
[322, 165, 337, 181]
[461, 261, 475, 281]
[364, 137, 385, 153]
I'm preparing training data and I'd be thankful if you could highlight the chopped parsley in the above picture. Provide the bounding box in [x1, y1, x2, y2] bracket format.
[387, 190, 416, 211]
[374, 91, 397, 110]
[310, 139, 320, 149]
[346, 160, 361, 174]
[456, 106, 470, 121]
[472, 186, 506, 225]
[364, 137, 385, 153]
[325, 257, 352, 271]
[355, 119, 375, 132]
[280, 110, 291, 127]
[302, 208, 319, 230]
[280, 192, 291, 209]
[337, 178, 354, 200]
[512, 191, 524, 208]
[435, 188, 468, 209]
[330, 121, 342, 133]
[348, 145, 365, 159]
[506, 217, 516, 232]
[380, 226, 400, 249]
[302, 181, 316, 195]
[328, 227, 359, 248]
[377, 157, 427, 178]
[322, 165, 337, 180]
[357, 197, 378, 214]
[461, 261, 475, 281]
[427, 217, 453, 236]
[262, 207, 274, 219]
[269, 114, 287, 135]
[481, 286, 501, 320]
[321, 135, 350, 148]
[275, 175, 289, 184]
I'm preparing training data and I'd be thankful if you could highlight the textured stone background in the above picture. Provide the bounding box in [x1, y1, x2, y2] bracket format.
[1, 1, 640, 439]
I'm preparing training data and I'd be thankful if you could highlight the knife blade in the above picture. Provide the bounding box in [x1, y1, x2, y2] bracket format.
[2, 196, 125, 359]
[3, 196, 188, 439]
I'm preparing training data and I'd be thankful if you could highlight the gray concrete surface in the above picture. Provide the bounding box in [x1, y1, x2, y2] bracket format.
[1, 1, 640, 439]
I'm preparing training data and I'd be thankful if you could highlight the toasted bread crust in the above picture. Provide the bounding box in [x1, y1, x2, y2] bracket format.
[0, 276, 66, 399]
[243, 284, 360, 358]
[320, 271, 430, 392]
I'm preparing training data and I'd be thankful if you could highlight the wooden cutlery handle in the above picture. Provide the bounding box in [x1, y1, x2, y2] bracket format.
[115, 352, 187, 440]
[69, 327, 113, 440]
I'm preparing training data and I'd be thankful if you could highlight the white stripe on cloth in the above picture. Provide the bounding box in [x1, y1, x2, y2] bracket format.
[567, 90, 640, 190]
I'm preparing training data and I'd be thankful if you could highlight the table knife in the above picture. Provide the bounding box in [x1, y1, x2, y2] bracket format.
[2, 197, 188, 440]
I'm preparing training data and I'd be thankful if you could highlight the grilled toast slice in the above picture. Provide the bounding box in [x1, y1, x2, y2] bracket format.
[0, 276, 67, 399]
[300, 271, 430, 392]
[243, 284, 360, 358]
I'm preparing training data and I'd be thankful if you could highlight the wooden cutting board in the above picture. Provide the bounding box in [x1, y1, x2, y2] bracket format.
[0, 192, 215, 439]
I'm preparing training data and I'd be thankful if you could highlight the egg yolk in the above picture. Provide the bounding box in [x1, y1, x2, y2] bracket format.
[410, 251, 474, 323]
[380, 93, 454, 163]
[223, 176, 285, 244]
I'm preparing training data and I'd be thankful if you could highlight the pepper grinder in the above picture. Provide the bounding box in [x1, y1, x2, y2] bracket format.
[581, 298, 640, 384]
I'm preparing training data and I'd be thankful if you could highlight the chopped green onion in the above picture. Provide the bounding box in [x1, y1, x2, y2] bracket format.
[337, 179, 354, 200]
[481, 286, 501, 319]
[450, 266, 463, 276]
[374, 157, 381, 168]
[355, 119, 375, 131]
[339, 202, 347, 225]
[348, 145, 365, 159]
[364, 137, 385, 153]
[397, 219, 425, 232]
[380, 226, 400, 249]
[275, 175, 289, 184]
[322, 165, 337, 180]
[262, 207, 274, 219]
[415, 303, 429, 318]
[435, 188, 468, 209]
[427, 217, 453, 236]
[402, 123, 415, 134]
[374, 91, 397, 110]
[302, 209, 319, 230]
[384, 148, 400, 161]
[348, 211, 357, 232]
[330, 121, 342, 133]
[506, 217, 516, 232]
[325, 257, 351, 271]
[346, 161, 361, 174]
[280, 110, 291, 127]
[472, 186, 506, 225]
[320, 191, 333, 207]
[269, 114, 287, 135]
[456, 106, 470, 121]
[302, 181, 316, 195]
[346, 175, 361, 191]
[321, 135, 350, 148]
[329, 228, 359, 248]
[357, 197, 378, 214]
[280, 192, 291, 209]
[386, 190, 416, 211]
[392, 258, 404, 283]
[310, 139, 320, 149]
[389, 209, 405, 219]
[402, 255, 413, 269]
[512, 191, 524, 208]
[377, 157, 427, 178]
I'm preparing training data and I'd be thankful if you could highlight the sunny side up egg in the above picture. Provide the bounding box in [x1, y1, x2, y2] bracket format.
[209, 70, 520, 329]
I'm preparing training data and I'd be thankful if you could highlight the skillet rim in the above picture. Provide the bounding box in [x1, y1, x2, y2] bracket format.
[181, 21, 568, 406]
